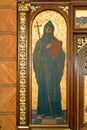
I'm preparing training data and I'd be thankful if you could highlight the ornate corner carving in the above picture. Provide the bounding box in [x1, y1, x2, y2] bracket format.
[59, 5, 69, 15]
[18, 2, 30, 11]
[30, 5, 41, 13]
[77, 37, 87, 54]
[19, 12, 27, 125]
[18, 2, 41, 12]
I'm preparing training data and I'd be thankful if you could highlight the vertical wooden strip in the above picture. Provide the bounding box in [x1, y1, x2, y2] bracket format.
[17, 2, 29, 129]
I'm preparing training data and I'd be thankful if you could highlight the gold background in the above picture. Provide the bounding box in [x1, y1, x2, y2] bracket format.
[84, 75, 87, 123]
[31, 10, 67, 110]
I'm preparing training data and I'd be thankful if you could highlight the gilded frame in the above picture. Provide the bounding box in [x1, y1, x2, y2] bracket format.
[17, 1, 72, 130]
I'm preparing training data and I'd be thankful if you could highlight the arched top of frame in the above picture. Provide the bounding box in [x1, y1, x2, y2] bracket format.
[30, 4, 69, 27]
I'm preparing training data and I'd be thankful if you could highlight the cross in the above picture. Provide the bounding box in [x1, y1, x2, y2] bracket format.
[34, 21, 42, 39]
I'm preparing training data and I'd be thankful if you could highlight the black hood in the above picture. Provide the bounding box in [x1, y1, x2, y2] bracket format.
[41, 21, 56, 49]
[43, 21, 55, 34]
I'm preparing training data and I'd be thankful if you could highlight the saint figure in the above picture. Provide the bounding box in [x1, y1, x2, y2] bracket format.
[33, 21, 65, 117]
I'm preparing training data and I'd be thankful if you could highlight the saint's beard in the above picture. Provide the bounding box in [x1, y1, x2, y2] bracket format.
[44, 32, 54, 43]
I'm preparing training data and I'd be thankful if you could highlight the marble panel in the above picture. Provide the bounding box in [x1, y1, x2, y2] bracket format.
[0, 35, 16, 58]
[0, 61, 16, 84]
[0, 9, 16, 32]
[0, 115, 16, 130]
[0, 87, 16, 112]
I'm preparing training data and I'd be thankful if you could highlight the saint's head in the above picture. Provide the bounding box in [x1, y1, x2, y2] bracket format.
[44, 21, 55, 35]
[42, 21, 55, 43]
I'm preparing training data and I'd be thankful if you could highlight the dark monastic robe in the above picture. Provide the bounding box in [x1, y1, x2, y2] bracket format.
[33, 21, 65, 117]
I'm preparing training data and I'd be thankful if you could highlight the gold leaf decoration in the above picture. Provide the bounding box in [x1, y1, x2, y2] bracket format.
[19, 13, 27, 125]
[77, 37, 87, 54]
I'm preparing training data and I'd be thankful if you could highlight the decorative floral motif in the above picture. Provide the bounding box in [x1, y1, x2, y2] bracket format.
[18, 2, 41, 12]
[77, 37, 87, 54]
[59, 6, 69, 15]
[19, 13, 27, 125]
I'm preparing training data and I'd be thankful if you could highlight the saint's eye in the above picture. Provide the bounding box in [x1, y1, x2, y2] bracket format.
[46, 28, 51, 33]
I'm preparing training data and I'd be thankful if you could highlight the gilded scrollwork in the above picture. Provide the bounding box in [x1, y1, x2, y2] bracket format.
[59, 6, 69, 15]
[18, 2, 30, 11]
[77, 37, 87, 54]
[19, 13, 27, 125]
[30, 5, 41, 13]
[18, 2, 41, 12]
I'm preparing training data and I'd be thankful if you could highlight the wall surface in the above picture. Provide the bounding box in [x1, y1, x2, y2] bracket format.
[0, 0, 16, 130]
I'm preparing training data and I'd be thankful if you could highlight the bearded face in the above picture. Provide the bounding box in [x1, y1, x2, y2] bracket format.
[42, 21, 55, 45]
[45, 27, 52, 34]
[44, 27, 54, 42]
[43, 21, 54, 35]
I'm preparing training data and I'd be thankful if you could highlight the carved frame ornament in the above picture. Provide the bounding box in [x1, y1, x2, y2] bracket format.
[17, 2, 29, 129]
